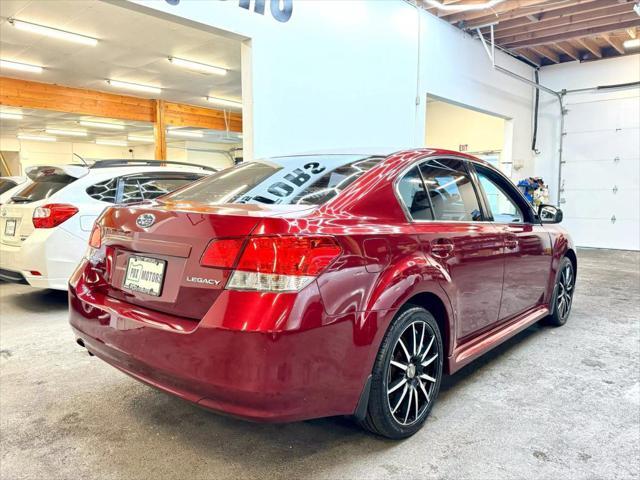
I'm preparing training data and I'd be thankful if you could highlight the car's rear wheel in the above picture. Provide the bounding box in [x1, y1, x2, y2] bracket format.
[360, 306, 443, 439]
[544, 257, 575, 327]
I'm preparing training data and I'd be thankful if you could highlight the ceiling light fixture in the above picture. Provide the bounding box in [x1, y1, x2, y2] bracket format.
[423, 0, 504, 12]
[623, 38, 640, 50]
[168, 57, 227, 76]
[0, 59, 43, 74]
[167, 129, 204, 139]
[106, 79, 161, 95]
[9, 19, 98, 46]
[17, 134, 56, 142]
[79, 120, 125, 130]
[127, 135, 154, 142]
[45, 128, 87, 137]
[96, 139, 128, 147]
[0, 112, 23, 120]
[206, 96, 242, 109]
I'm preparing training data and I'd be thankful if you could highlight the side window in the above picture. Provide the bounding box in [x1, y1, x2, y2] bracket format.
[419, 159, 482, 221]
[396, 166, 434, 220]
[120, 173, 203, 204]
[476, 167, 525, 223]
[86, 178, 118, 203]
[86, 174, 203, 204]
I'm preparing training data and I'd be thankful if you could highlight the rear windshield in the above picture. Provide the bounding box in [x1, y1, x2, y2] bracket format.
[165, 155, 383, 206]
[0, 179, 18, 195]
[11, 174, 76, 203]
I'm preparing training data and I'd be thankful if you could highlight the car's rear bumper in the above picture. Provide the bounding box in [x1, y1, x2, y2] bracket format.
[69, 273, 384, 423]
[0, 227, 85, 290]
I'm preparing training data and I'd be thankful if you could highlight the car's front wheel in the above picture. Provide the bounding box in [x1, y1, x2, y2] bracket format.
[360, 306, 443, 439]
[544, 256, 575, 327]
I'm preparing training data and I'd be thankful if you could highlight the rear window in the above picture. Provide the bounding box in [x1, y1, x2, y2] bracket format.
[165, 155, 383, 206]
[0, 179, 18, 195]
[10, 174, 76, 203]
[86, 172, 204, 204]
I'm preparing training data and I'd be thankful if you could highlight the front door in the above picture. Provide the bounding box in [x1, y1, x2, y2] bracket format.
[474, 164, 552, 320]
[396, 158, 505, 341]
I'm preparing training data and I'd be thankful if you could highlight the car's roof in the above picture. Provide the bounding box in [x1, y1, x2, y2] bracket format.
[274, 147, 493, 168]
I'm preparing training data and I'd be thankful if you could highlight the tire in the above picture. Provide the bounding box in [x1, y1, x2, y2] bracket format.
[543, 256, 575, 327]
[360, 305, 444, 439]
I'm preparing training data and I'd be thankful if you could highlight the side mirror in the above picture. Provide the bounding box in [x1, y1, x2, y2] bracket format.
[538, 204, 563, 224]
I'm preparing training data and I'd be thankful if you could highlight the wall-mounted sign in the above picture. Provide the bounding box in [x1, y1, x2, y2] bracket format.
[459, 144, 468, 152]
[164, 0, 293, 23]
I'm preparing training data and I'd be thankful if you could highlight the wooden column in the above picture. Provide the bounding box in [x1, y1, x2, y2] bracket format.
[154, 99, 167, 161]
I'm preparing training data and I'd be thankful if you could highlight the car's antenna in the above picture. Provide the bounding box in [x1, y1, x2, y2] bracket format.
[73, 153, 88, 167]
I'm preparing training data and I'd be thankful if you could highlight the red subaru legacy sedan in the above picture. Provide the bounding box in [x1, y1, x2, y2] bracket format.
[69, 149, 576, 439]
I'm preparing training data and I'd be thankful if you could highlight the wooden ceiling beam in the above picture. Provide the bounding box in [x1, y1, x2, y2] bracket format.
[498, 12, 639, 45]
[460, 0, 588, 28]
[576, 37, 603, 58]
[530, 45, 560, 63]
[474, 0, 628, 31]
[0, 76, 242, 132]
[492, 3, 632, 41]
[442, 0, 548, 23]
[515, 48, 542, 66]
[504, 19, 640, 48]
[556, 41, 581, 60]
[602, 33, 626, 54]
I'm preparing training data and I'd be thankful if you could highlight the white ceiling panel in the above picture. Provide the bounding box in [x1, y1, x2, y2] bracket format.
[0, 0, 242, 106]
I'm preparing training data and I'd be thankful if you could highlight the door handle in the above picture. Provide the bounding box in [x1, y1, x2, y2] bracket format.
[430, 239, 455, 258]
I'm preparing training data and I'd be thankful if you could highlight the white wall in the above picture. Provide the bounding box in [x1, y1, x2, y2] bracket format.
[537, 55, 640, 204]
[122, 0, 536, 172]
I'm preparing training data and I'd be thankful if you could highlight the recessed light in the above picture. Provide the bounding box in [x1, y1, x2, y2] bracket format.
[623, 38, 640, 50]
[79, 121, 126, 130]
[107, 80, 161, 95]
[168, 57, 227, 76]
[128, 135, 154, 143]
[0, 59, 43, 74]
[17, 134, 56, 142]
[45, 129, 87, 137]
[167, 129, 204, 139]
[96, 139, 128, 147]
[0, 112, 23, 120]
[9, 19, 98, 46]
[206, 96, 242, 109]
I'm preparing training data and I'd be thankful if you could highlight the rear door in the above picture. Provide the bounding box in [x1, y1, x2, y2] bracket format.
[0, 167, 83, 247]
[397, 157, 505, 340]
[473, 163, 552, 320]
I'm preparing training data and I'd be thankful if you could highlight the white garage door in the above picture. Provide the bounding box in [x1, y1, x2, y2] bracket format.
[561, 91, 640, 251]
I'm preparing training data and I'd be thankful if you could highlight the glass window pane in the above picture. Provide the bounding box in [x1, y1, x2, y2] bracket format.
[477, 170, 524, 223]
[397, 166, 434, 220]
[419, 159, 481, 221]
[165, 155, 380, 206]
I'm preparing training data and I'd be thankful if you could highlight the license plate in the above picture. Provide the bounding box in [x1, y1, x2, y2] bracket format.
[4, 219, 16, 237]
[123, 255, 166, 297]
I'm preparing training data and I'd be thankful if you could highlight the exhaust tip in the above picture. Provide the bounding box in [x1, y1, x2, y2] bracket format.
[76, 338, 85, 348]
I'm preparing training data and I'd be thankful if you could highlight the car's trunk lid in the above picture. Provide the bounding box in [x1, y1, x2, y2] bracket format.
[99, 201, 315, 320]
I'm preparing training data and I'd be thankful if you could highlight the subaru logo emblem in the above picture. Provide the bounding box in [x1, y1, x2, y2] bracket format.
[136, 213, 156, 229]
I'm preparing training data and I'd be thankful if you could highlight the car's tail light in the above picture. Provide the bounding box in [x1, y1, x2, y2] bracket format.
[201, 238, 245, 268]
[32, 203, 78, 228]
[226, 236, 342, 292]
[88, 224, 102, 248]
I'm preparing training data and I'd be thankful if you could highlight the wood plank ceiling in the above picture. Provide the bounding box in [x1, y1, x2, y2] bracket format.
[424, 0, 640, 66]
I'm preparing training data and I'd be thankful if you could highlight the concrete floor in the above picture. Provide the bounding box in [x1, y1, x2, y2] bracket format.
[0, 248, 638, 480]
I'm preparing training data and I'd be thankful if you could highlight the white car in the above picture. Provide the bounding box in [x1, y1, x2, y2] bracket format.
[0, 176, 30, 205]
[0, 160, 213, 290]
